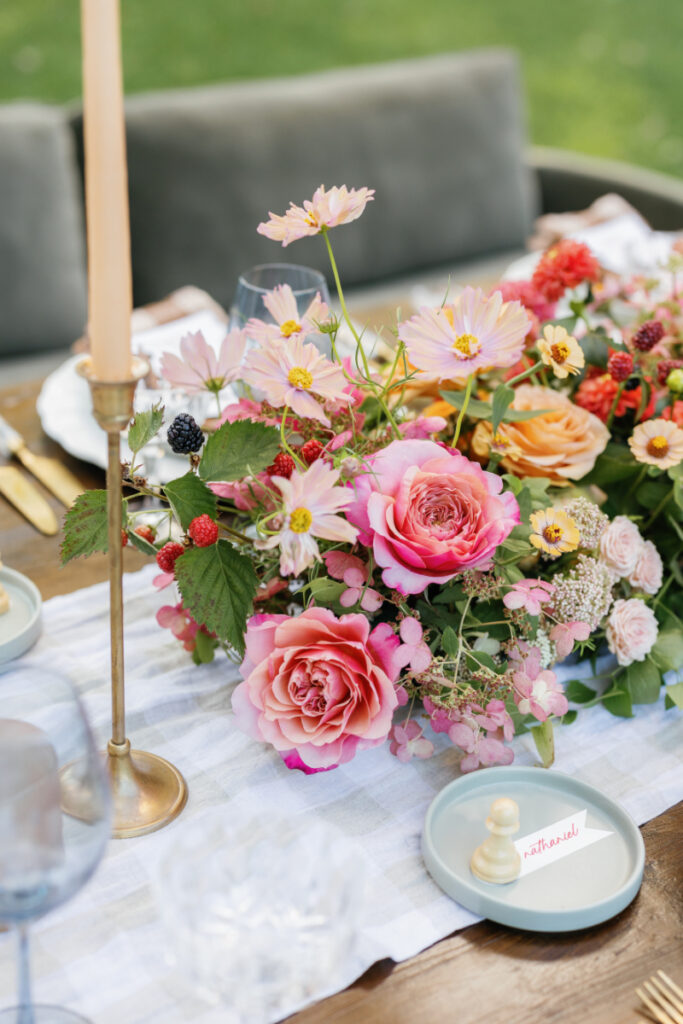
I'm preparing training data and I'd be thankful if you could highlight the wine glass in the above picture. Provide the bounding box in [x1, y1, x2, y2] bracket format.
[0, 666, 111, 1023]
[229, 263, 332, 358]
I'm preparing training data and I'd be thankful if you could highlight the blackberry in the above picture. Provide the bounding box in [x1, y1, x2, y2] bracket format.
[167, 413, 204, 454]
[632, 320, 664, 352]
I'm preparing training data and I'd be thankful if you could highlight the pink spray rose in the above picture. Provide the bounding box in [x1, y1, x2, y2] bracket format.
[232, 608, 399, 771]
[599, 516, 643, 578]
[627, 540, 663, 596]
[606, 598, 658, 666]
[346, 440, 519, 595]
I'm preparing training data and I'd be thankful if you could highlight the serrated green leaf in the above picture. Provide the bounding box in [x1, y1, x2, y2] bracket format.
[127, 403, 164, 455]
[649, 631, 683, 673]
[664, 681, 683, 710]
[624, 659, 661, 704]
[199, 419, 280, 483]
[164, 473, 217, 531]
[492, 385, 515, 435]
[61, 490, 126, 564]
[175, 540, 258, 657]
[565, 679, 597, 704]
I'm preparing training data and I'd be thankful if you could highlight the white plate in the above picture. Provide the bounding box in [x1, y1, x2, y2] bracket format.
[37, 310, 235, 483]
[0, 567, 42, 665]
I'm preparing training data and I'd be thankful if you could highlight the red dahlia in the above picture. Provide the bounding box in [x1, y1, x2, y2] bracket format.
[574, 368, 655, 423]
[531, 240, 601, 302]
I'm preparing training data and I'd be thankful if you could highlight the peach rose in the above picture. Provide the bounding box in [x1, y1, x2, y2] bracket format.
[628, 539, 663, 595]
[599, 516, 644, 578]
[606, 598, 658, 667]
[232, 608, 399, 771]
[471, 384, 609, 484]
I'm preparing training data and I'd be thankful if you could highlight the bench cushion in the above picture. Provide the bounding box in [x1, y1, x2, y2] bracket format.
[0, 104, 87, 357]
[80, 50, 536, 309]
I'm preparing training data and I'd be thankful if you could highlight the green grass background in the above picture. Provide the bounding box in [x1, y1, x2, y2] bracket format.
[1, 0, 681, 177]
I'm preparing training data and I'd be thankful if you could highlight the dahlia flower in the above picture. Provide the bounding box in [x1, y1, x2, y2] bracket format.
[241, 337, 349, 426]
[257, 185, 375, 246]
[531, 239, 601, 302]
[397, 287, 531, 382]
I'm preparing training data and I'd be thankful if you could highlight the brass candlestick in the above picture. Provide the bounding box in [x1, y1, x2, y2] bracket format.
[69, 355, 187, 838]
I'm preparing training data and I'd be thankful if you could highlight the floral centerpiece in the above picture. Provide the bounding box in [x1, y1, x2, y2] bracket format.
[62, 185, 683, 774]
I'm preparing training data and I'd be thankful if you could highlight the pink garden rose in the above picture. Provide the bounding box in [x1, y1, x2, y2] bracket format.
[346, 440, 519, 595]
[627, 539, 663, 596]
[606, 598, 658, 666]
[232, 608, 399, 771]
[599, 515, 643, 578]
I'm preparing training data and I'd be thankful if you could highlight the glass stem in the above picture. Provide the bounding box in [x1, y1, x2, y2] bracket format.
[16, 923, 34, 1023]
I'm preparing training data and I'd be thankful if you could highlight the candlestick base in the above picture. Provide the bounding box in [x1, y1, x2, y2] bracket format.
[105, 741, 188, 839]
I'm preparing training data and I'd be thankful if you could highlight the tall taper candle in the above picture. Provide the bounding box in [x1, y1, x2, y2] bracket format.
[81, 0, 133, 382]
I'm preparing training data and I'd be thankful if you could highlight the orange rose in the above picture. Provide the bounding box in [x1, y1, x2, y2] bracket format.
[471, 384, 609, 484]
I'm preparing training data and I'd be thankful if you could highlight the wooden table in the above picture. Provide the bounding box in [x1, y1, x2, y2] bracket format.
[1, 377, 681, 1024]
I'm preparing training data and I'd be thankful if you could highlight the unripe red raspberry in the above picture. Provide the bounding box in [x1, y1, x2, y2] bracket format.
[268, 452, 296, 479]
[607, 350, 634, 383]
[657, 359, 683, 387]
[121, 529, 128, 547]
[134, 524, 156, 544]
[300, 439, 324, 465]
[156, 541, 185, 573]
[188, 514, 219, 547]
[632, 320, 664, 352]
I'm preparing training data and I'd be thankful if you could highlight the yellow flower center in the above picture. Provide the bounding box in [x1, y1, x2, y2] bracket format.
[492, 432, 510, 449]
[452, 333, 481, 359]
[304, 211, 319, 227]
[550, 341, 570, 364]
[646, 435, 669, 458]
[543, 524, 564, 544]
[287, 366, 313, 389]
[289, 507, 312, 533]
[280, 319, 302, 338]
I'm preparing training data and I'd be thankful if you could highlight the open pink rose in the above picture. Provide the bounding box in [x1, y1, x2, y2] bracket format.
[232, 608, 399, 771]
[606, 598, 658, 666]
[346, 439, 519, 595]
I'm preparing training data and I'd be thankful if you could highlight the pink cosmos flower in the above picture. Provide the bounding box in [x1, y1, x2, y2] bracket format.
[160, 329, 246, 394]
[448, 720, 514, 773]
[398, 416, 449, 439]
[256, 459, 358, 576]
[241, 337, 349, 427]
[550, 621, 591, 660]
[503, 579, 556, 617]
[346, 439, 519, 595]
[246, 284, 331, 345]
[338, 567, 383, 612]
[397, 287, 531, 382]
[389, 721, 434, 762]
[257, 185, 375, 246]
[232, 607, 398, 770]
[392, 618, 432, 674]
[513, 668, 568, 723]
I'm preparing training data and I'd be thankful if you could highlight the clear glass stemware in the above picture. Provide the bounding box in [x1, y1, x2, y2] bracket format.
[0, 666, 111, 1023]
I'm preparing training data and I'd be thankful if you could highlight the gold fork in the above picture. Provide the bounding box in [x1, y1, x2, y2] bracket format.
[636, 971, 683, 1024]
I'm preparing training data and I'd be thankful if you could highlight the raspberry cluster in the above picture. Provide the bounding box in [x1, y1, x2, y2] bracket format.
[632, 320, 664, 352]
[300, 439, 324, 465]
[657, 359, 683, 387]
[268, 452, 296, 479]
[156, 542, 185, 573]
[188, 514, 219, 547]
[607, 351, 633, 383]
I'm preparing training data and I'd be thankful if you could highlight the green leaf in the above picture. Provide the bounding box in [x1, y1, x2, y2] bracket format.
[636, 480, 670, 510]
[635, 377, 651, 423]
[560, 710, 578, 726]
[199, 419, 280, 483]
[127, 403, 164, 455]
[578, 332, 610, 368]
[565, 679, 597, 704]
[601, 681, 633, 718]
[530, 719, 555, 767]
[442, 626, 459, 657]
[127, 529, 157, 556]
[175, 540, 258, 657]
[164, 473, 217, 531]
[664, 681, 683, 710]
[581, 442, 641, 486]
[306, 576, 346, 607]
[492, 385, 515, 435]
[650, 631, 683, 673]
[61, 490, 126, 564]
[624, 658, 661, 704]
[193, 629, 217, 664]
[440, 390, 493, 419]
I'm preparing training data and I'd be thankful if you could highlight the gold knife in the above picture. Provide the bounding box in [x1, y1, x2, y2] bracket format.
[0, 466, 58, 535]
[0, 415, 82, 508]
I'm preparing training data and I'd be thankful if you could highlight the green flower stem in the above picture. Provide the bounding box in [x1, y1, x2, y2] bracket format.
[279, 406, 302, 465]
[644, 490, 673, 531]
[505, 359, 544, 388]
[606, 382, 625, 429]
[452, 373, 474, 448]
[626, 465, 648, 498]
[218, 523, 252, 544]
[322, 228, 400, 438]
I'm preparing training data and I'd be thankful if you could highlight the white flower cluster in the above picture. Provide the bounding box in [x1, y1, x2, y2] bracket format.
[561, 496, 609, 549]
[552, 555, 615, 630]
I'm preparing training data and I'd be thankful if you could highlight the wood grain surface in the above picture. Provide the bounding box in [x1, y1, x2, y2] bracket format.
[1, 377, 681, 1024]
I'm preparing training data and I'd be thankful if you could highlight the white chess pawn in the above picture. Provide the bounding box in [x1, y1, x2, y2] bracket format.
[470, 797, 521, 884]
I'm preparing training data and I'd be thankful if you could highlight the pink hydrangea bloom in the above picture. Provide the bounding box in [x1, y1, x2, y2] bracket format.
[448, 720, 514, 772]
[257, 185, 375, 246]
[503, 579, 556, 617]
[366, 622, 401, 683]
[471, 699, 515, 741]
[322, 550, 367, 581]
[246, 283, 331, 345]
[389, 721, 434, 762]
[392, 618, 432, 674]
[160, 329, 246, 394]
[232, 608, 398, 771]
[346, 439, 519, 595]
[549, 620, 591, 660]
[156, 602, 200, 651]
[513, 668, 568, 722]
[338, 567, 383, 612]
[424, 698, 453, 734]
[508, 642, 543, 681]
[220, 398, 275, 425]
[153, 571, 174, 591]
